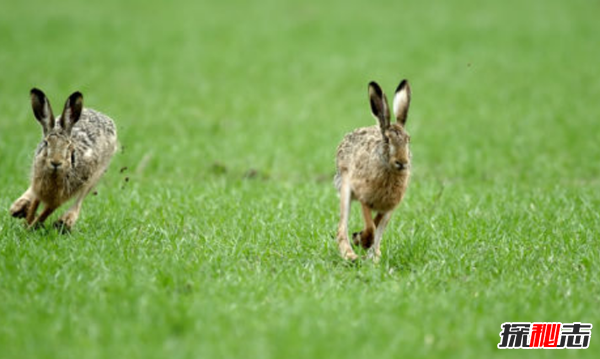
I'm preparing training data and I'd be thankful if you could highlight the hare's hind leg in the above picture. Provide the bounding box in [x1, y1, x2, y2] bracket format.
[367, 211, 393, 263]
[10, 187, 36, 219]
[336, 178, 358, 261]
[353, 203, 376, 249]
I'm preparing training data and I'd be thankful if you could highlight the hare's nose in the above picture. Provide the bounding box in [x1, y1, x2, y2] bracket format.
[394, 161, 408, 171]
[50, 160, 62, 169]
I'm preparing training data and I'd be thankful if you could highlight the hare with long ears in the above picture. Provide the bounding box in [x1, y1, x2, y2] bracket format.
[334, 79, 412, 261]
[10, 89, 117, 231]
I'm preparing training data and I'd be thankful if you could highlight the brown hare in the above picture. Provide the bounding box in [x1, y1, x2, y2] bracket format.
[334, 79, 412, 261]
[10, 89, 118, 231]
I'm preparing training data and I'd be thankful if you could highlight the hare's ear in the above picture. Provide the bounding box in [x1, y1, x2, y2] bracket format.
[60, 91, 83, 134]
[393, 79, 411, 126]
[30, 88, 54, 135]
[368, 81, 391, 134]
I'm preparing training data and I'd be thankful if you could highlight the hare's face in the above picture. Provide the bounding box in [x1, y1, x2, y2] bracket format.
[368, 79, 411, 172]
[30, 88, 83, 174]
[385, 123, 411, 171]
[36, 133, 74, 173]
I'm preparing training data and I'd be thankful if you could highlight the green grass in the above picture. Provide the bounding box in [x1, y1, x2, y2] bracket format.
[1, 0, 599, 358]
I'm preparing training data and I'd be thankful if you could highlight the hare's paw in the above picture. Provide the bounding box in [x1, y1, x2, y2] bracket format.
[366, 249, 382, 263]
[54, 212, 77, 233]
[343, 250, 359, 261]
[352, 230, 374, 249]
[10, 198, 31, 218]
[339, 243, 359, 261]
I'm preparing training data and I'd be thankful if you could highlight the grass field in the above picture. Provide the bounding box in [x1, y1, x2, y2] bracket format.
[1, 0, 599, 358]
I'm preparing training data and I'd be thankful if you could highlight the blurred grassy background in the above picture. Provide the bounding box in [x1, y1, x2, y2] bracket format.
[0, 0, 599, 358]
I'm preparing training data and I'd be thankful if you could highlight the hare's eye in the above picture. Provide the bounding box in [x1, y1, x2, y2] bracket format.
[43, 140, 48, 146]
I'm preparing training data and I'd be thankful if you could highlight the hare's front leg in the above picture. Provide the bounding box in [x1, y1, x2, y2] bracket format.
[367, 211, 393, 263]
[352, 205, 388, 249]
[10, 187, 36, 219]
[26, 198, 40, 225]
[54, 187, 92, 232]
[353, 203, 376, 249]
[336, 178, 358, 261]
[28, 203, 57, 229]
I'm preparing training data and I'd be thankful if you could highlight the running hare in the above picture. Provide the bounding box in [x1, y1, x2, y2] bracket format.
[10, 89, 117, 231]
[334, 79, 411, 261]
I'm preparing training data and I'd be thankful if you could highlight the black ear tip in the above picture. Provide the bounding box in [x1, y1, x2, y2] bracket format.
[395, 79, 409, 93]
[30, 88, 45, 98]
[67, 91, 84, 105]
[368, 81, 383, 96]
[70, 91, 83, 99]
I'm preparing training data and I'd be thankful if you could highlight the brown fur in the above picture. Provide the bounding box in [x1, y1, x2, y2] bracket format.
[10, 89, 117, 231]
[334, 79, 412, 261]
